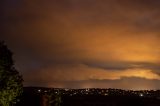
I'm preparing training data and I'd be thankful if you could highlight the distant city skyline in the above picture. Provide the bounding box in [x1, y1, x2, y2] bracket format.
[1, 0, 160, 90]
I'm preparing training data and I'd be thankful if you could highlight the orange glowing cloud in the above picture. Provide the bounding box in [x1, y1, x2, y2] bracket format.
[24, 64, 160, 82]
[2, 0, 160, 89]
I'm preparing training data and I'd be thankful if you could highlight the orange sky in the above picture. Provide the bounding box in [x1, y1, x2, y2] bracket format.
[1, 0, 160, 90]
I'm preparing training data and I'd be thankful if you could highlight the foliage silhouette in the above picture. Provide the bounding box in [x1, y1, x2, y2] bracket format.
[0, 41, 23, 106]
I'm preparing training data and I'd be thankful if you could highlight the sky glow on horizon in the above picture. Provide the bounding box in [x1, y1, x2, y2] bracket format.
[1, 0, 160, 90]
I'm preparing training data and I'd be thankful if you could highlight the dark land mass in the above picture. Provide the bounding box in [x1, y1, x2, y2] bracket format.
[16, 87, 160, 106]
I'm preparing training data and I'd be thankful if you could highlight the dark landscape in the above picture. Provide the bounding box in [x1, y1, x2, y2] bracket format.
[1, 0, 160, 106]
[16, 87, 160, 106]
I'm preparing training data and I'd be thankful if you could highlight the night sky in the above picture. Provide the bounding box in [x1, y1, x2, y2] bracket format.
[1, 0, 160, 90]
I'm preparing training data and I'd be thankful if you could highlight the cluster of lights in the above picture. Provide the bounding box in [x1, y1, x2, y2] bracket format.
[36, 88, 160, 98]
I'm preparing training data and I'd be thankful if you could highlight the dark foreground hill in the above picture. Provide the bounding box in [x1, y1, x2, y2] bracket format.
[16, 87, 160, 106]
[62, 95, 160, 106]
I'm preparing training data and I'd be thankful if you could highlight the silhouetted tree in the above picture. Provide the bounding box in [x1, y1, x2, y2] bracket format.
[0, 41, 23, 106]
[42, 91, 62, 106]
[50, 91, 61, 106]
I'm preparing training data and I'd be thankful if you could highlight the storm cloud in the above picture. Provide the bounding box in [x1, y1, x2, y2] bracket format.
[1, 0, 160, 89]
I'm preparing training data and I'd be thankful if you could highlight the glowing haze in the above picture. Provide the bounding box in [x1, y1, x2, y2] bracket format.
[1, 0, 160, 90]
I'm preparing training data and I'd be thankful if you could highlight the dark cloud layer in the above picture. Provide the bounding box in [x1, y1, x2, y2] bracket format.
[1, 0, 160, 89]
